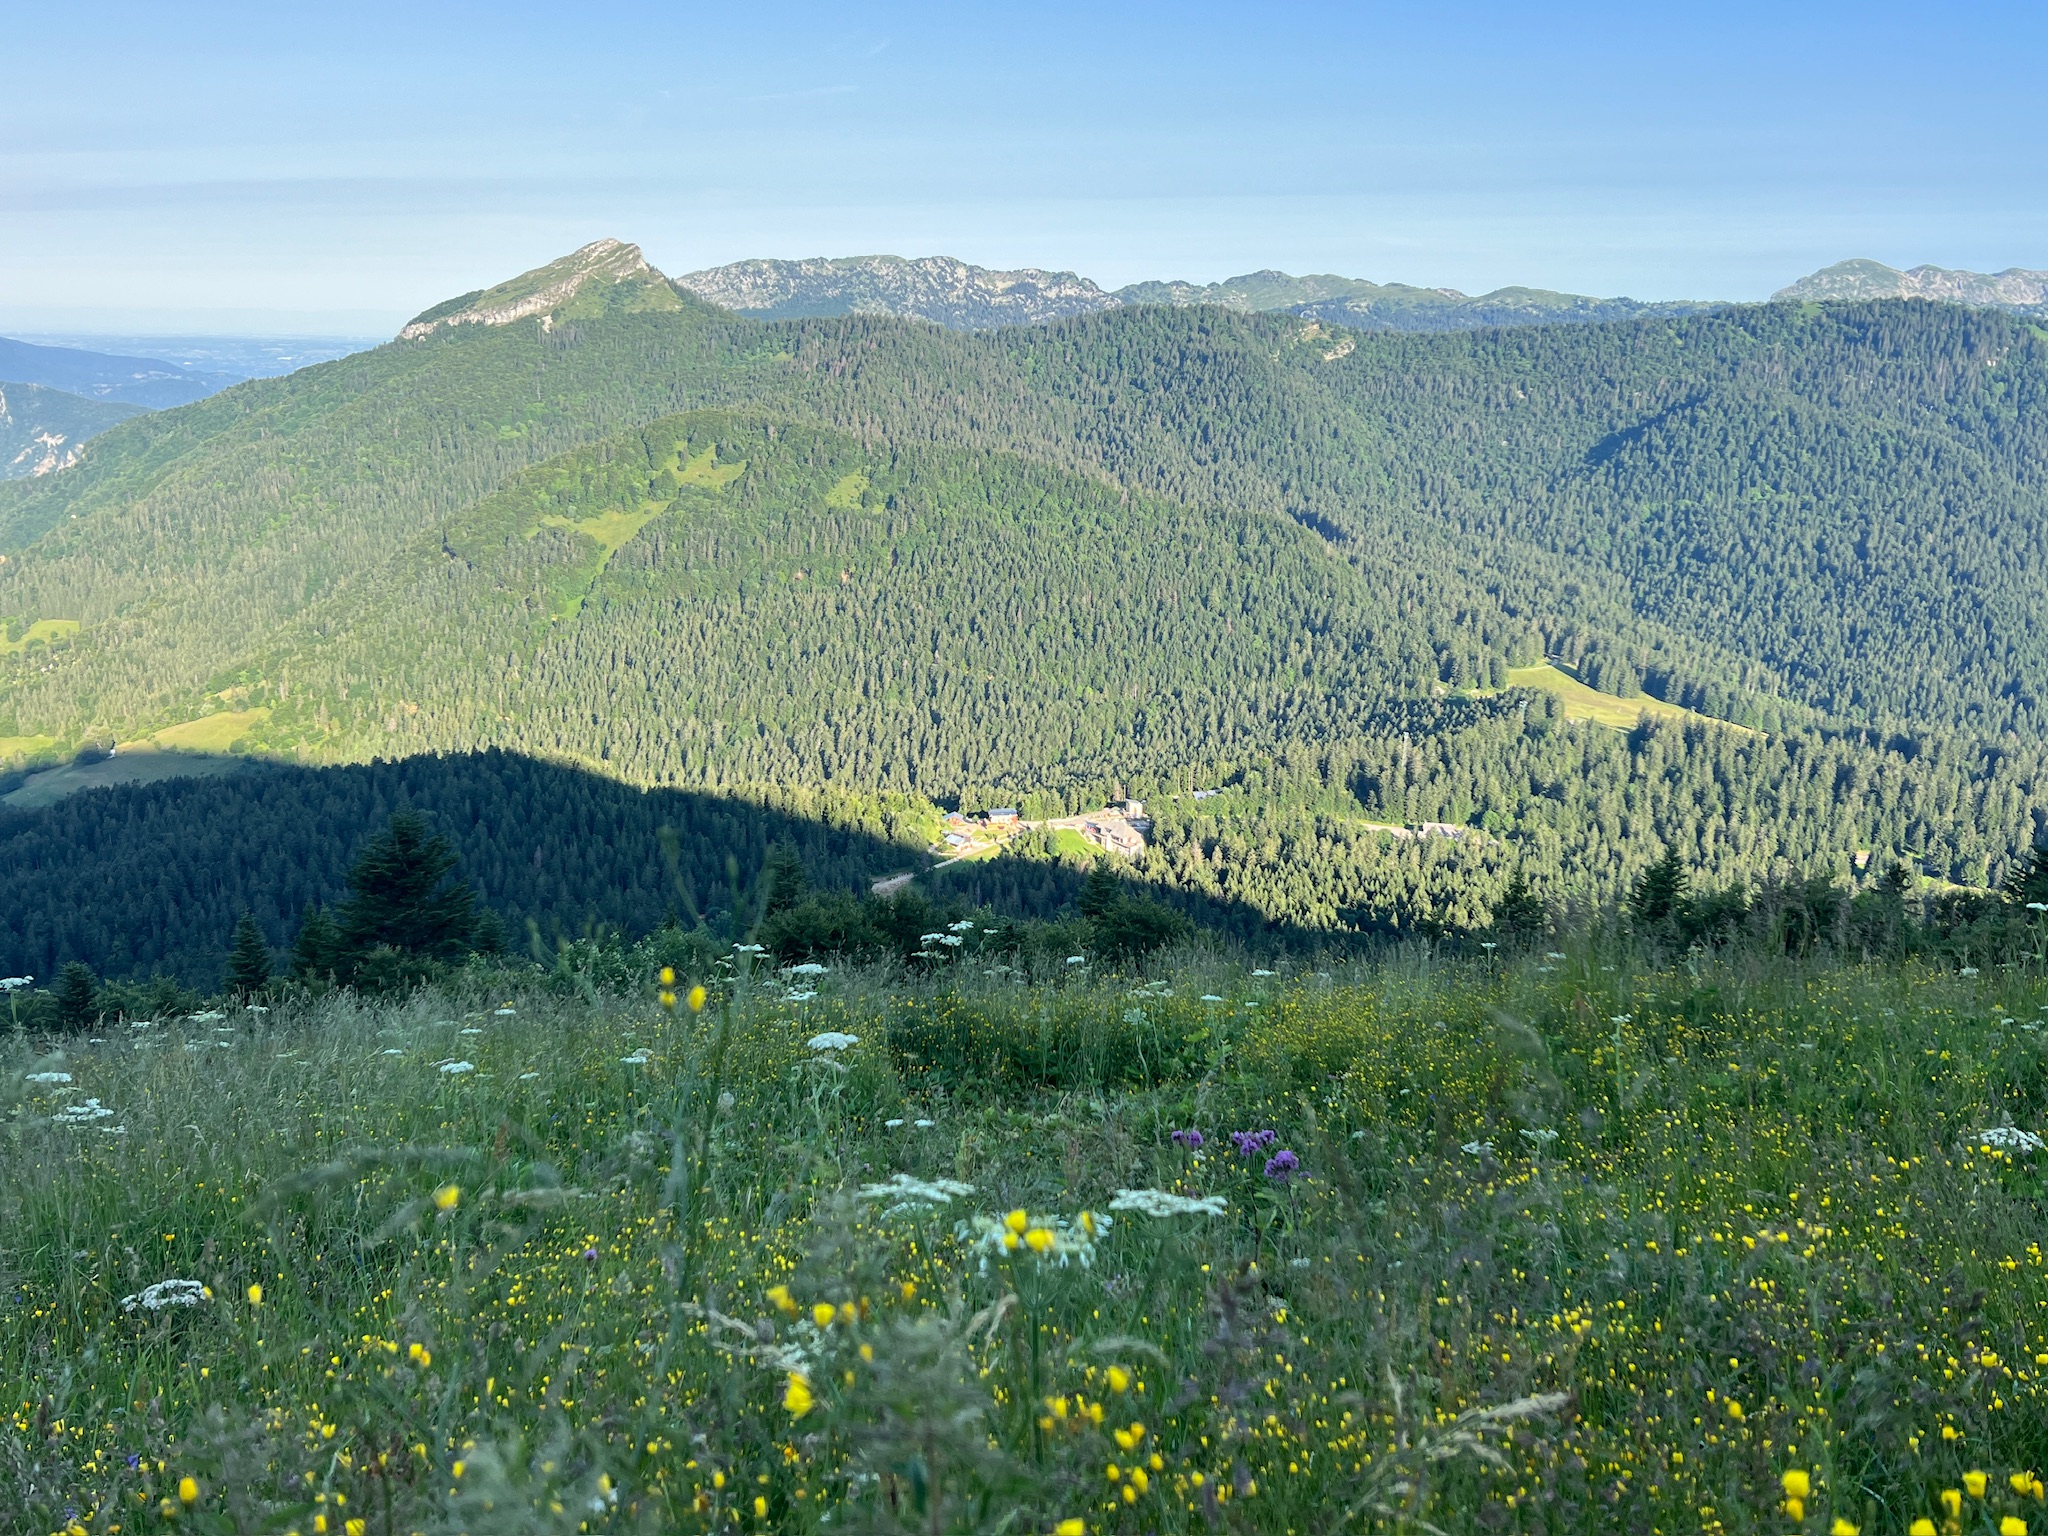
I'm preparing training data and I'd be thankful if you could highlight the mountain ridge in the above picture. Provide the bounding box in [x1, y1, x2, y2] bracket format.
[1775, 258, 2048, 308]
[674, 251, 1721, 331]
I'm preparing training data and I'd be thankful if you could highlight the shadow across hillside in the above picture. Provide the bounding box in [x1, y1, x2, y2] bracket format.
[0, 748, 1303, 986]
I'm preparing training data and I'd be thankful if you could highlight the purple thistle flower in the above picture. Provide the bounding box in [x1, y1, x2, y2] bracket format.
[1230, 1129, 1277, 1157]
[1263, 1149, 1300, 1182]
[1171, 1128, 1205, 1150]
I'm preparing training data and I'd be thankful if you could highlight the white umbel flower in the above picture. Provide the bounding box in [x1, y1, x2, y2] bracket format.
[121, 1279, 209, 1313]
[1108, 1188, 1228, 1218]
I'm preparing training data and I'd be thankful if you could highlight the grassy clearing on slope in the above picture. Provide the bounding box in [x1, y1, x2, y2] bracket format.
[6, 951, 2048, 1533]
[1504, 662, 1745, 731]
[825, 469, 870, 509]
[679, 444, 747, 490]
[0, 733, 59, 763]
[0, 618, 79, 655]
[150, 707, 271, 753]
[540, 504, 662, 561]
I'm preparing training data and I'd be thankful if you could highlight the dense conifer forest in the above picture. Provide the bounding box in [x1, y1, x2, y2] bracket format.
[3, 258, 2047, 982]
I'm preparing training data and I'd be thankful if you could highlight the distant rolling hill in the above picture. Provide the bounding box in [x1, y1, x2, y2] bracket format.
[0, 335, 238, 408]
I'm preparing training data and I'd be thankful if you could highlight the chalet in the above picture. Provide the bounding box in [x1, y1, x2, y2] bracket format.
[987, 808, 1020, 825]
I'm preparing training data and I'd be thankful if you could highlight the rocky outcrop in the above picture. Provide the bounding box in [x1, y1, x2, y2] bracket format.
[677, 254, 1120, 328]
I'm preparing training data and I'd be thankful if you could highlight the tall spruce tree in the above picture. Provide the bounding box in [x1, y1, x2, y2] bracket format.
[334, 811, 479, 971]
[760, 845, 812, 919]
[289, 904, 343, 982]
[1631, 849, 1690, 932]
[54, 962, 99, 1029]
[224, 912, 272, 999]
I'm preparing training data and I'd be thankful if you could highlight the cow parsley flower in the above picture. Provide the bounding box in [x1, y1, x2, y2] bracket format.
[785, 987, 819, 1002]
[786, 962, 830, 976]
[439, 1060, 476, 1074]
[858, 1173, 975, 1216]
[1519, 1128, 1560, 1147]
[1460, 1139, 1495, 1156]
[1109, 1188, 1228, 1217]
[1976, 1126, 2044, 1154]
[24, 1071, 72, 1084]
[808, 1031, 859, 1052]
[54, 1098, 115, 1123]
[121, 1279, 209, 1313]
[620, 1049, 651, 1065]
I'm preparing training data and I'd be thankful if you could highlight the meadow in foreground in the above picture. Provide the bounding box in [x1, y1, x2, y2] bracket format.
[6, 946, 2048, 1535]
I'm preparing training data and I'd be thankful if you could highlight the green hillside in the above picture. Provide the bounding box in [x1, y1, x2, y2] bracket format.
[5, 245, 2048, 958]
[0, 380, 143, 479]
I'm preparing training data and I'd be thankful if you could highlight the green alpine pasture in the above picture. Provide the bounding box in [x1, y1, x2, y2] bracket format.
[7, 947, 2048, 1534]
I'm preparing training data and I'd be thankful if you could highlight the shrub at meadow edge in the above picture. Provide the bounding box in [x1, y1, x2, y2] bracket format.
[6, 949, 2048, 1535]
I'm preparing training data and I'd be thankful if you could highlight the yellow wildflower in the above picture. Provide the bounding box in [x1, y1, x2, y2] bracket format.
[1968, 1472, 1990, 1498]
[179, 1476, 200, 1505]
[247, 1282, 263, 1306]
[433, 1184, 460, 1211]
[687, 985, 708, 1011]
[1783, 1471, 1811, 1500]
[783, 1373, 815, 1418]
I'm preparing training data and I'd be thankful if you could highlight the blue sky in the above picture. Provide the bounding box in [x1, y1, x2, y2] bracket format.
[4, 0, 2046, 334]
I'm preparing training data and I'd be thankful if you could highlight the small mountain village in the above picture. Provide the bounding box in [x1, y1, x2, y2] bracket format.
[934, 799, 1152, 863]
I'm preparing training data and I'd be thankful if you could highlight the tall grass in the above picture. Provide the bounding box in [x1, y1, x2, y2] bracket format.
[5, 946, 2048, 1533]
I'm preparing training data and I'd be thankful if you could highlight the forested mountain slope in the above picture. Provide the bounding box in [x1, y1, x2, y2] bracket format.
[3, 243, 2048, 948]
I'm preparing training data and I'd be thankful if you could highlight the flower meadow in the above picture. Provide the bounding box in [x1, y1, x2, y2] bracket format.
[7, 949, 2048, 1534]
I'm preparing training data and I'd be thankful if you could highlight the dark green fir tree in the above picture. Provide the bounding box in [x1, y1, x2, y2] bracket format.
[224, 912, 272, 1000]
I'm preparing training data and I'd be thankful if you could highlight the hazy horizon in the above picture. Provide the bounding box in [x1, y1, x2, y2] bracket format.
[5, 0, 2046, 334]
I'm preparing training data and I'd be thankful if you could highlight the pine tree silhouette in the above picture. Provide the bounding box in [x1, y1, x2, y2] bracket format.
[54, 962, 98, 1029]
[224, 913, 272, 999]
[335, 811, 479, 970]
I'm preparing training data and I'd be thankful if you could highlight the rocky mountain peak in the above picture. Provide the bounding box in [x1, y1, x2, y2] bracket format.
[400, 239, 679, 340]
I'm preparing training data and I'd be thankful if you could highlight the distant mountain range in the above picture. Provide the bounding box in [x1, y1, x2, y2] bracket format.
[1775, 259, 2048, 309]
[675, 254, 1720, 331]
